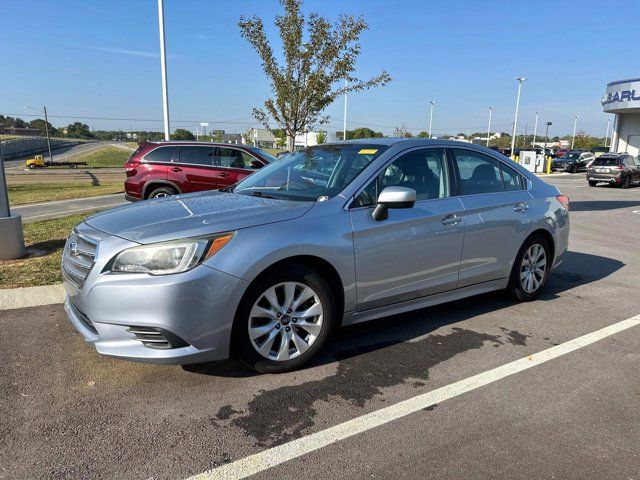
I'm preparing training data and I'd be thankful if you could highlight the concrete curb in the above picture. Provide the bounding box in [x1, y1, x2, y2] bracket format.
[0, 284, 65, 311]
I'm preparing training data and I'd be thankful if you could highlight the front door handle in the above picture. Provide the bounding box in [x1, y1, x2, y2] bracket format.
[218, 172, 229, 178]
[441, 214, 462, 226]
[170, 167, 182, 172]
[514, 202, 529, 213]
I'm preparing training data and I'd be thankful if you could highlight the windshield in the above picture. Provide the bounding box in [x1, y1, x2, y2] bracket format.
[247, 146, 278, 163]
[562, 152, 580, 160]
[232, 144, 388, 201]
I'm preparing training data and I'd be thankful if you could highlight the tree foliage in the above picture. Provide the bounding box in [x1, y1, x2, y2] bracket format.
[239, 0, 391, 149]
[315, 130, 327, 144]
[171, 128, 195, 141]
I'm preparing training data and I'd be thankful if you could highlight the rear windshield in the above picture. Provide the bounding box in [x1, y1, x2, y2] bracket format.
[592, 158, 621, 166]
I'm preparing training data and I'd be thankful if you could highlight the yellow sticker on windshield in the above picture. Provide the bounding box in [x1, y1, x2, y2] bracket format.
[358, 149, 378, 155]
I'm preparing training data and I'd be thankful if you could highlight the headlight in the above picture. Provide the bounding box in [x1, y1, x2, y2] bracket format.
[110, 232, 234, 275]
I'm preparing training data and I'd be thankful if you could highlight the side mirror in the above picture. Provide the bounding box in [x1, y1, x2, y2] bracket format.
[372, 186, 416, 221]
[250, 160, 265, 169]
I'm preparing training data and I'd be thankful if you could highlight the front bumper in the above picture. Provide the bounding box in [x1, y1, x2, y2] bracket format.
[63, 224, 249, 365]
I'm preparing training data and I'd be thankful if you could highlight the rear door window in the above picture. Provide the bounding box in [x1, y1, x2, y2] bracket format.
[452, 149, 504, 195]
[178, 146, 215, 166]
[216, 147, 248, 169]
[500, 163, 524, 191]
[144, 146, 178, 163]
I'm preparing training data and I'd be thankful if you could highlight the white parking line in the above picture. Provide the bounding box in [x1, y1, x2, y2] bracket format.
[188, 314, 640, 480]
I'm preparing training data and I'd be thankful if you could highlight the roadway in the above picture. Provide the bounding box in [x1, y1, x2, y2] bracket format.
[12, 193, 128, 222]
[1, 176, 639, 479]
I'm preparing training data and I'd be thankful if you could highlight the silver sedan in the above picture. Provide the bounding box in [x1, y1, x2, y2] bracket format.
[62, 139, 570, 372]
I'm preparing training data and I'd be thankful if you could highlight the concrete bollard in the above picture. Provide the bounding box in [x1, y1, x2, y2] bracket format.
[0, 214, 26, 260]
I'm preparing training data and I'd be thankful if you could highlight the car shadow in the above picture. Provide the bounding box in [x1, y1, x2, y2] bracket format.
[184, 250, 624, 378]
[570, 200, 640, 211]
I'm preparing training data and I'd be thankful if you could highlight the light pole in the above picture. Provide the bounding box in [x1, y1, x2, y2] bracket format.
[0, 123, 26, 259]
[157, 0, 171, 141]
[428, 100, 437, 138]
[545, 121, 552, 148]
[25, 106, 53, 162]
[604, 117, 611, 148]
[510, 77, 526, 158]
[486, 106, 493, 147]
[532, 111, 540, 147]
[342, 79, 348, 141]
[571, 115, 578, 149]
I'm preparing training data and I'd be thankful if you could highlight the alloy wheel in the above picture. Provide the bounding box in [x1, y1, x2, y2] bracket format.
[248, 282, 324, 361]
[153, 192, 170, 198]
[520, 243, 547, 294]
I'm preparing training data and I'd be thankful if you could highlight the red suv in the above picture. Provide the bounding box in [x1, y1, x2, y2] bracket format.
[124, 141, 276, 201]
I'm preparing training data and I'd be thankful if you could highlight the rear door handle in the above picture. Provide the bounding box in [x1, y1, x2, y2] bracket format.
[170, 167, 182, 172]
[441, 214, 462, 226]
[514, 202, 529, 213]
[218, 172, 229, 178]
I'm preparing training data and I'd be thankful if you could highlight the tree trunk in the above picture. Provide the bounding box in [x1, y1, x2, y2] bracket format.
[287, 133, 295, 152]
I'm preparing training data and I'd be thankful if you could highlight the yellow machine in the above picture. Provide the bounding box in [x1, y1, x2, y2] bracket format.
[25, 155, 46, 169]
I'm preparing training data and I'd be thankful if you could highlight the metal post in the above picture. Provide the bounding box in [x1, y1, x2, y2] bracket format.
[487, 107, 493, 147]
[428, 100, 437, 138]
[604, 117, 611, 148]
[0, 126, 9, 217]
[43, 106, 53, 163]
[571, 115, 578, 150]
[510, 77, 526, 158]
[532, 111, 539, 147]
[158, 0, 171, 141]
[342, 80, 348, 141]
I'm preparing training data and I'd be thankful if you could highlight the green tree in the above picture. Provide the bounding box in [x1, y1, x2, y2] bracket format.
[239, 0, 391, 150]
[64, 122, 93, 139]
[393, 124, 413, 138]
[417, 131, 429, 138]
[350, 127, 382, 139]
[28, 118, 58, 137]
[171, 128, 195, 141]
[316, 131, 327, 144]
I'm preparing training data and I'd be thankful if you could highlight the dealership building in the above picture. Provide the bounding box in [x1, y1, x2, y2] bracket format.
[603, 78, 640, 156]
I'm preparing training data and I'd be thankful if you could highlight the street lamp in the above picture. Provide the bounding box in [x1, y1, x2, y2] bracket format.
[571, 115, 578, 149]
[532, 111, 540, 147]
[486, 107, 493, 147]
[24, 106, 53, 163]
[157, 0, 171, 141]
[545, 121, 552, 148]
[510, 77, 526, 158]
[428, 100, 437, 138]
[343, 79, 348, 141]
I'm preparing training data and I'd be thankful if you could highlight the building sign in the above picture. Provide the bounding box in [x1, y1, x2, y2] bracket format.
[602, 78, 640, 113]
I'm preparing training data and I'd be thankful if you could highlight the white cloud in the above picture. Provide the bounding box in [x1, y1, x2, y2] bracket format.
[79, 45, 180, 60]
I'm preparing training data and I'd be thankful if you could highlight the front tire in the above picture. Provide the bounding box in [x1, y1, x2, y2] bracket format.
[507, 235, 551, 302]
[621, 175, 631, 189]
[588, 180, 597, 187]
[233, 265, 335, 373]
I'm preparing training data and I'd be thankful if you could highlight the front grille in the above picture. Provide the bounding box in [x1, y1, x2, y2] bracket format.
[62, 230, 98, 287]
[127, 326, 189, 350]
[69, 299, 98, 335]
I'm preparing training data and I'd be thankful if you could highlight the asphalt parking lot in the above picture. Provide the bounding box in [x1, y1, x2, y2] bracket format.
[1, 175, 639, 480]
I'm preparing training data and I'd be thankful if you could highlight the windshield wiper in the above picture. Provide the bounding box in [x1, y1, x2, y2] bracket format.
[246, 191, 278, 199]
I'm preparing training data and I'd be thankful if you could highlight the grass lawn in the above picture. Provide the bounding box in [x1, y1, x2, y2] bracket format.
[71, 146, 131, 168]
[0, 211, 98, 289]
[9, 182, 123, 205]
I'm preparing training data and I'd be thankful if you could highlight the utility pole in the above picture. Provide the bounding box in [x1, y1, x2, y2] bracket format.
[486, 107, 493, 147]
[523, 123, 528, 148]
[428, 100, 437, 138]
[532, 111, 540, 147]
[43, 106, 53, 162]
[158, 0, 171, 141]
[571, 115, 578, 149]
[510, 77, 527, 158]
[342, 79, 348, 141]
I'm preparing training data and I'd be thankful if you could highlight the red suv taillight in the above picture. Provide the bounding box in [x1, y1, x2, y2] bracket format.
[556, 195, 570, 211]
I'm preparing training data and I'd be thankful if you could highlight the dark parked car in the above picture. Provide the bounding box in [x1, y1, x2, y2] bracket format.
[555, 148, 569, 158]
[587, 153, 640, 188]
[590, 146, 609, 158]
[124, 142, 276, 200]
[552, 150, 595, 173]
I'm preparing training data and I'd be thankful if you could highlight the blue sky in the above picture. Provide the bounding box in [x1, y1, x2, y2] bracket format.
[2, 0, 636, 137]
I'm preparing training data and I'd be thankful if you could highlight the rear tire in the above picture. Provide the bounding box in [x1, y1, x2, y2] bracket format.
[233, 264, 335, 373]
[588, 180, 597, 187]
[148, 186, 176, 199]
[621, 175, 631, 189]
[28, 164, 36, 170]
[507, 234, 551, 302]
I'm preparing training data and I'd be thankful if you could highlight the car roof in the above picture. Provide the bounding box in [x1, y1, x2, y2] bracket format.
[325, 138, 498, 149]
[598, 152, 626, 158]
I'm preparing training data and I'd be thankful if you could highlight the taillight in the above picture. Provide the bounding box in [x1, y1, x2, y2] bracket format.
[617, 165, 624, 170]
[556, 195, 570, 211]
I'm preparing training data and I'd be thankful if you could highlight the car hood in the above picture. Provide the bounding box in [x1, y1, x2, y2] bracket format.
[85, 191, 314, 244]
